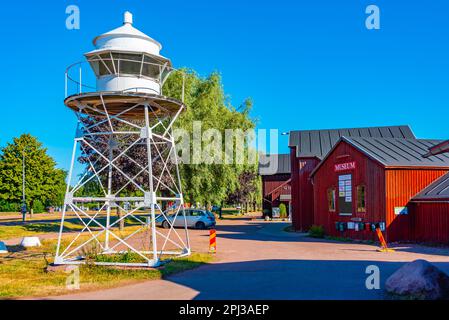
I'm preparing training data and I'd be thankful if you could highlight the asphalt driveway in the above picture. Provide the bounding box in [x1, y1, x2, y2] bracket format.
[43, 219, 449, 300]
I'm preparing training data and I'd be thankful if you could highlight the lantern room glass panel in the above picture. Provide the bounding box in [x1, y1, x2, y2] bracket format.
[112, 53, 143, 76]
[87, 54, 115, 77]
[98, 53, 114, 76]
[143, 55, 162, 79]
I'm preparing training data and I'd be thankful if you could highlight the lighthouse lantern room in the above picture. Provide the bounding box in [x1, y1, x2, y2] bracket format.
[85, 11, 171, 95]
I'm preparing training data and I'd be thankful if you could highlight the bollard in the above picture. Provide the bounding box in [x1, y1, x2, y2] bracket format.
[209, 229, 217, 253]
[375, 225, 395, 252]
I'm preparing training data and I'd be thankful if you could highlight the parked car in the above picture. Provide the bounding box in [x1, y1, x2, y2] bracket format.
[155, 209, 216, 229]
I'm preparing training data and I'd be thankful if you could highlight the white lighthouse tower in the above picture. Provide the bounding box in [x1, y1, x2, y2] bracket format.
[56, 12, 190, 267]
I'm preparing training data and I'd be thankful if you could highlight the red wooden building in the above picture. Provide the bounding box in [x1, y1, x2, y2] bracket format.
[288, 125, 415, 231]
[409, 173, 449, 243]
[409, 141, 449, 243]
[310, 136, 449, 242]
[259, 154, 291, 217]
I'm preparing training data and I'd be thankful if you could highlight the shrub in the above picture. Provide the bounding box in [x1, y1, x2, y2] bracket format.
[309, 225, 325, 238]
[95, 251, 145, 264]
[279, 203, 287, 218]
[32, 200, 45, 214]
[0, 200, 21, 212]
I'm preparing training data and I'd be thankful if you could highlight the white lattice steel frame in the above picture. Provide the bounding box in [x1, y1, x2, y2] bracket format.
[55, 94, 190, 267]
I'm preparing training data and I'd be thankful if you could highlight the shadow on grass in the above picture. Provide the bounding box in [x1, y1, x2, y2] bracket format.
[218, 215, 253, 221]
[4, 245, 26, 253]
[22, 224, 61, 233]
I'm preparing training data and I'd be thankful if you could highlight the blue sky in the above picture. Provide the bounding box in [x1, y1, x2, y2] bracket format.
[0, 0, 448, 170]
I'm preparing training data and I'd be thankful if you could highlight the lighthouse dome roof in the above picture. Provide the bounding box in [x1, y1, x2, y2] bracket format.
[88, 12, 164, 57]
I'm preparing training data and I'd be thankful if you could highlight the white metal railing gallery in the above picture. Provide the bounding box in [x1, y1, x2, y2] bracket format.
[64, 57, 186, 102]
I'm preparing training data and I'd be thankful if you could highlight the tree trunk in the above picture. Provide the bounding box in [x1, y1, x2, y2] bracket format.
[116, 207, 125, 231]
[219, 200, 224, 219]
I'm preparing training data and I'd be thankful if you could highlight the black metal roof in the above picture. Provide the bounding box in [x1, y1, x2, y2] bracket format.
[343, 137, 449, 167]
[258, 154, 291, 176]
[289, 125, 415, 159]
[413, 172, 449, 201]
[310, 137, 449, 178]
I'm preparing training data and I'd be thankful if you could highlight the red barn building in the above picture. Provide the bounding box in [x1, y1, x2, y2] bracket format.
[410, 173, 449, 243]
[409, 140, 449, 244]
[310, 137, 449, 243]
[259, 154, 291, 217]
[288, 125, 415, 231]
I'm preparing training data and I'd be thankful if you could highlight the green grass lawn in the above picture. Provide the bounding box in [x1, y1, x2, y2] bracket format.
[0, 238, 213, 299]
[0, 214, 146, 240]
[221, 208, 242, 215]
[0, 221, 84, 240]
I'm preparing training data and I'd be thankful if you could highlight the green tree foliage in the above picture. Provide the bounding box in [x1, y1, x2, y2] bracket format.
[227, 170, 259, 208]
[163, 70, 259, 206]
[279, 203, 287, 219]
[75, 69, 261, 209]
[0, 134, 67, 211]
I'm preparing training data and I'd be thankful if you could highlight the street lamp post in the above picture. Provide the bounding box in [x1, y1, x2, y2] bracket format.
[21, 151, 26, 222]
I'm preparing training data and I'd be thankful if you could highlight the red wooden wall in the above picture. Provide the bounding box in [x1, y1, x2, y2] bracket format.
[385, 169, 448, 242]
[290, 147, 320, 231]
[297, 158, 320, 231]
[312, 142, 385, 241]
[410, 202, 449, 244]
[262, 174, 291, 212]
[290, 148, 300, 229]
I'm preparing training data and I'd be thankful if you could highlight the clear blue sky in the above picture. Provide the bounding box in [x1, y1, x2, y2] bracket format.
[1, 0, 448, 170]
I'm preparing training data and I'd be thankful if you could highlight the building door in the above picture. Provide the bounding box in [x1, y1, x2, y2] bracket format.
[338, 174, 353, 216]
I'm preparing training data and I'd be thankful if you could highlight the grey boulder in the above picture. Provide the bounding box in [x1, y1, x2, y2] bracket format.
[385, 259, 449, 300]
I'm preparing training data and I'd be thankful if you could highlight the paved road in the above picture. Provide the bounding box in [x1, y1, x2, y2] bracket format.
[44, 219, 449, 300]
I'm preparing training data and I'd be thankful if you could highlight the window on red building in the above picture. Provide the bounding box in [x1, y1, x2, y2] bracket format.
[357, 185, 366, 213]
[327, 188, 336, 212]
